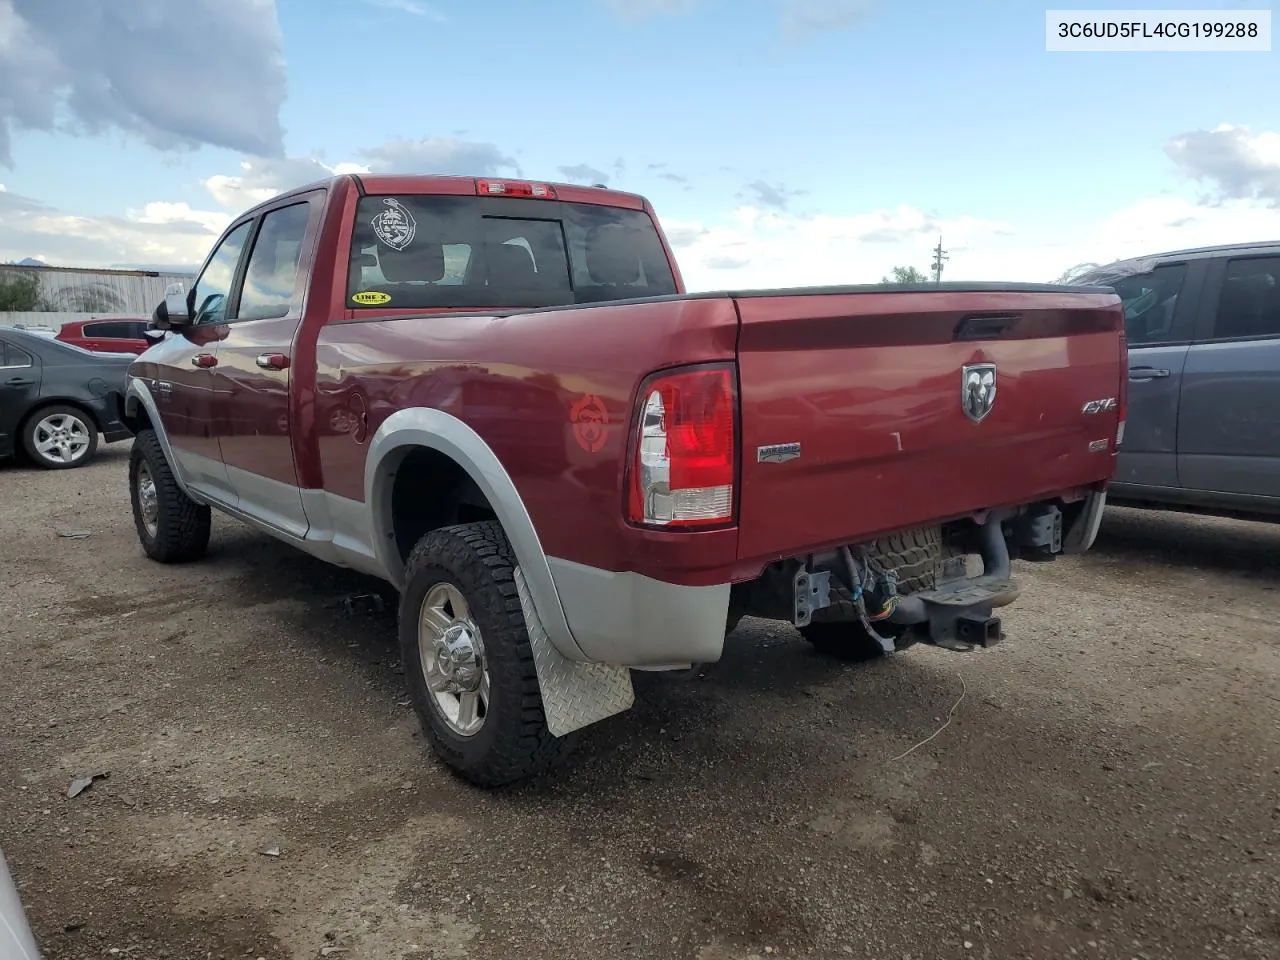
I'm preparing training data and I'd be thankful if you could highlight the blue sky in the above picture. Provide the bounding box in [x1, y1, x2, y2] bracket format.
[1, 0, 1277, 287]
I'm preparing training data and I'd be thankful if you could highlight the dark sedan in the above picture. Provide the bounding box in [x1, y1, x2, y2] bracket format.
[0, 326, 133, 469]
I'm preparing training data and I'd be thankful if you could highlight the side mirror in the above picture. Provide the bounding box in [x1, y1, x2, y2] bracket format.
[152, 281, 192, 330]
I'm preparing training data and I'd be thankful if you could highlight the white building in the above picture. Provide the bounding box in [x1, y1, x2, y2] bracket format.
[0, 263, 196, 330]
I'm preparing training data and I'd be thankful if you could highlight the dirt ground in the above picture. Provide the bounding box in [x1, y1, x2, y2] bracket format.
[1, 442, 1278, 960]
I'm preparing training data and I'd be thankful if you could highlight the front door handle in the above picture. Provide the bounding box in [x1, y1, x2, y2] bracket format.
[1128, 366, 1170, 381]
[255, 353, 290, 371]
[5, 377, 33, 386]
[191, 353, 218, 368]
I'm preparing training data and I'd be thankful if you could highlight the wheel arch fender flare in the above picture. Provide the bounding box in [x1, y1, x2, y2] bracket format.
[19, 397, 102, 434]
[124, 378, 198, 500]
[365, 407, 588, 662]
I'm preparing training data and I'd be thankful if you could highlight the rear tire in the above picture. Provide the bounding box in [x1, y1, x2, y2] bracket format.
[22, 404, 99, 469]
[399, 521, 578, 788]
[129, 429, 211, 563]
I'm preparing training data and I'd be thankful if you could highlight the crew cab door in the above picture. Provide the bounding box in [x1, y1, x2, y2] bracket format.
[1177, 254, 1280, 503]
[1111, 261, 1199, 489]
[207, 195, 322, 539]
[147, 220, 253, 500]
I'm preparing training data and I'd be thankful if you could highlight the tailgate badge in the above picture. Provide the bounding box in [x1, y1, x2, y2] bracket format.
[961, 363, 998, 423]
[758, 442, 801, 464]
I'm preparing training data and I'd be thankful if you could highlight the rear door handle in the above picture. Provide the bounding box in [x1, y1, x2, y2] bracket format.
[5, 377, 33, 386]
[255, 353, 290, 371]
[191, 353, 218, 368]
[1128, 366, 1170, 381]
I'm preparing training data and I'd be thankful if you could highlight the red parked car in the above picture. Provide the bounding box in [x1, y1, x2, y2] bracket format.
[56, 317, 153, 355]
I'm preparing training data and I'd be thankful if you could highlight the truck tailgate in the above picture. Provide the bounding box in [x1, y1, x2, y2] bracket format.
[734, 288, 1124, 564]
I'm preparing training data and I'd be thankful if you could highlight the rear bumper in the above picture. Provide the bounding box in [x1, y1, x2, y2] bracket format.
[547, 557, 731, 668]
[545, 487, 1109, 668]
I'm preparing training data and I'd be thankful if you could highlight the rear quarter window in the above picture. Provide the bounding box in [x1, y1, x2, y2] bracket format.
[346, 195, 677, 310]
[84, 321, 145, 339]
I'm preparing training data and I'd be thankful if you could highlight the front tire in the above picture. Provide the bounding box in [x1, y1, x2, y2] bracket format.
[129, 429, 211, 563]
[399, 521, 577, 788]
[22, 405, 98, 469]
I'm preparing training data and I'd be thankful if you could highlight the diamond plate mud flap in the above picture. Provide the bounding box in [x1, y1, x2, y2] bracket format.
[513, 566, 635, 738]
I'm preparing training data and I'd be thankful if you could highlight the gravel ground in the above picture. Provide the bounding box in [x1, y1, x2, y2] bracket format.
[2, 442, 1278, 960]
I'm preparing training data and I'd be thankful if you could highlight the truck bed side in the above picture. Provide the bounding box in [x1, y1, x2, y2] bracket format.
[312, 296, 742, 579]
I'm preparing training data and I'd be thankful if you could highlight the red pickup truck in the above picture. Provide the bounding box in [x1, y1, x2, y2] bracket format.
[124, 174, 1125, 786]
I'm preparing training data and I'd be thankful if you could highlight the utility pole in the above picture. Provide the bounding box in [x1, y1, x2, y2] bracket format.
[931, 236, 949, 283]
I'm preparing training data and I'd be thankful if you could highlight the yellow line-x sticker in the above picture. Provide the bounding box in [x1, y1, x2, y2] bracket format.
[352, 291, 391, 305]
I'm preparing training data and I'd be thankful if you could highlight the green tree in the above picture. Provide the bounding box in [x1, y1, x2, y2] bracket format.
[880, 265, 930, 284]
[0, 273, 43, 311]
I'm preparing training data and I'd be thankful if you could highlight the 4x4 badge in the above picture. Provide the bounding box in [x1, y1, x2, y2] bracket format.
[961, 363, 997, 423]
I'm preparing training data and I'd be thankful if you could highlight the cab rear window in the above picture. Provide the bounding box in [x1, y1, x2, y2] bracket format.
[346, 195, 677, 309]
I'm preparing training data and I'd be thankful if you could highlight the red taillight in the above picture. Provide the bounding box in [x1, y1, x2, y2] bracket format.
[626, 364, 737, 529]
[475, 179, 557, 199]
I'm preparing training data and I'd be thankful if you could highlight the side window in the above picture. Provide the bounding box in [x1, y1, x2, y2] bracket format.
[237, 203, 313, 322]
[1109, 263, 1187, 345]
[84, 321, 132, 339]
[192, 220, 253, 325]
[1212, 257, 1280, 341]
[0, 341, 33, 368]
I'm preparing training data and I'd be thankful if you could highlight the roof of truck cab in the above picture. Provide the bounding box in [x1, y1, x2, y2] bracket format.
[243, 173, 649, 215]
[1087, 240, 1280, 278]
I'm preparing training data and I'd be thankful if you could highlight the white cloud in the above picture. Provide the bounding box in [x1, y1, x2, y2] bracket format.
[558, 163, 612, 185]
[780, 0, 875, 34]
[742, 180, 804, 211]
[666, 205, 1017, 290]
[603, 0, 875, 32]
[202, 156, 345, 209]
[1166, 123, 1280, 205]
[0, 187, 226, 269]
[0, 133, 518, 267]
[0, 0, 286, 166]
[602, 0, 698, 19]
[665, 192, 1280, 292]
[358, 138, 517, 177]
[12, 124, 1280, 288]
[197, 139, 517, 212]
[367, 0, 447, 18]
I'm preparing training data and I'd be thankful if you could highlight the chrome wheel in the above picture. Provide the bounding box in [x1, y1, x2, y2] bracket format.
[136, 461, 159, 538]
[418, 582, 489, 738]
[33, 413, 91, 464]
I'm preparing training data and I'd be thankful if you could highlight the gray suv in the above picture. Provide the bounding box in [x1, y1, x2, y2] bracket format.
[1073, 241, 1280, 521]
